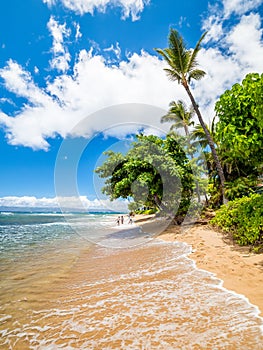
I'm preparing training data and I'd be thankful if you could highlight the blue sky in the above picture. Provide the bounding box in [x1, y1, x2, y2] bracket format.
[0, 0, 262, 210]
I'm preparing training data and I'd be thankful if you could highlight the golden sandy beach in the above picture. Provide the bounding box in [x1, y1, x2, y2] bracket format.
[136, 214, 263, 316]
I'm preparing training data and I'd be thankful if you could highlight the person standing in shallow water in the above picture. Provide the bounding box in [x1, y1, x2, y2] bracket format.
[128, 214, 133, 224]
[121, 216, 124, 224]
[116, 216, 120, 226]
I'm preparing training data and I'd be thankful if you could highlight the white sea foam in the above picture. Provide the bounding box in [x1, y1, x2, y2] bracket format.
[0, 315, 12, 323]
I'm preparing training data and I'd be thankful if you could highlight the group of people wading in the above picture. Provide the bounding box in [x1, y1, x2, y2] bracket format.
[115, 214, 134, 226]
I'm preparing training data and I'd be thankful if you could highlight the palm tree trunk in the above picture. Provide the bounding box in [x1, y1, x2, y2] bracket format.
[186, 132, 202, 203]
[153, 194, 167, 212]
[194, 177, 201, 203]
[184, 124, 189, 136]
[183, 82, 227, 204]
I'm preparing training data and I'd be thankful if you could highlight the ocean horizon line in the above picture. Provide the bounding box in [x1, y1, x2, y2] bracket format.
[0, 206, 127, 214]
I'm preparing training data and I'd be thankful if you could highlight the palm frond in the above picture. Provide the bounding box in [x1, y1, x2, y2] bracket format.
[175, 99, 187, 109]
[163, 68, 182, 83]
[156, 29, 207, 84]
[188, 69, 206, 82]
[211, 115, 217, 135]
[190, 121, 216, 149]
[161, 100, 195, 135]
[155, 29, 205, 84]
[168, 29, 189, 78]
[161, 115, 179, 124]
[187, 32, 207, 74]
[155, 48, 172, 65]
[168, 30, 186, 59]
[190, 124, 208, 144]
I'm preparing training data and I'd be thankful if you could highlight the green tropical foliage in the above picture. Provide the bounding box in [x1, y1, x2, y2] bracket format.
[224, 176, 257, 201]
[95, 134, 194, 222]
[215, 73, 263, 164]
[161, 101, 209, 203]
[211, 194, 263, 251]
[215, 73, 263, 199]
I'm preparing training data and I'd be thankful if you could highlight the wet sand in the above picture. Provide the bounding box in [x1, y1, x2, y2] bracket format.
[135, 215, 263, 316]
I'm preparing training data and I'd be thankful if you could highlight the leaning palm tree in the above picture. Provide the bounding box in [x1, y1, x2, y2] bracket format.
[161, 100, 194, 136]
[156, 29, 227, 203]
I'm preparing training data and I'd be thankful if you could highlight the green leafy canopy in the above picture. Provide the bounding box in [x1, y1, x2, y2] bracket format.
[95, 134, 194, 219]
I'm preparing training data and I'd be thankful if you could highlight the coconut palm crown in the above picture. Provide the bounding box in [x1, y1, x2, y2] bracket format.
[155, 29, 207, 87]
[161, 100, 195, 136]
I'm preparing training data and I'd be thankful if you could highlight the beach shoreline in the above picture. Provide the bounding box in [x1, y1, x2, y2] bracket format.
[1, 212, 263, 348]
[134, 214, 263, 316]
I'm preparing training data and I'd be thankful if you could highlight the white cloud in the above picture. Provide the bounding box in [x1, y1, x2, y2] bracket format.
[0, 50, 182, 150]
[192, 47, 242, 122]
[74, 22, 82, 40]
[47, 16, 71, 72]
[203, 0, 263, 41]
[104, 42, 121, 59]
[223, 0, 262, 18]
[43, 0, 150, 21]
[202, 14, 224, 43]
[226, 13, 263, 70]
[0, 196, 58, 208]
[59, 196, 129, 211]
[0, 195, 128, 211]
[0, 97, 15, 106]
[43, 0, 56, 5]
[178, 16, 190, 29]
[0, 59, 66, 149]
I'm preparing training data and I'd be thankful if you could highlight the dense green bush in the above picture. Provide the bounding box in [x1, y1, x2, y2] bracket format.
[143, 208, 158, 215]
[210, 194, 263, 249]
[131, 208, 157, 215]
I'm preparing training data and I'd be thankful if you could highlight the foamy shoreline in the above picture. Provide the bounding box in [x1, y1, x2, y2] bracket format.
[134, 214, 263, 316]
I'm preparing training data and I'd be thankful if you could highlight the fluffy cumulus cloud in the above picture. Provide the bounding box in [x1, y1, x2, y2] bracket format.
[222, 0, 263, 18]
[43, 0, 150, 21]
[0, 195, 128, 211]
[47, 16, 71, 72]
[0, 50, 184, 150]
[203, 0, 263, 40]
[226, 13, 263, 69]
[0, 59, 68, 149]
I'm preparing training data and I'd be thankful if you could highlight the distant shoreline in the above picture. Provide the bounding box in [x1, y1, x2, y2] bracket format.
[0, 207, 127, 214]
